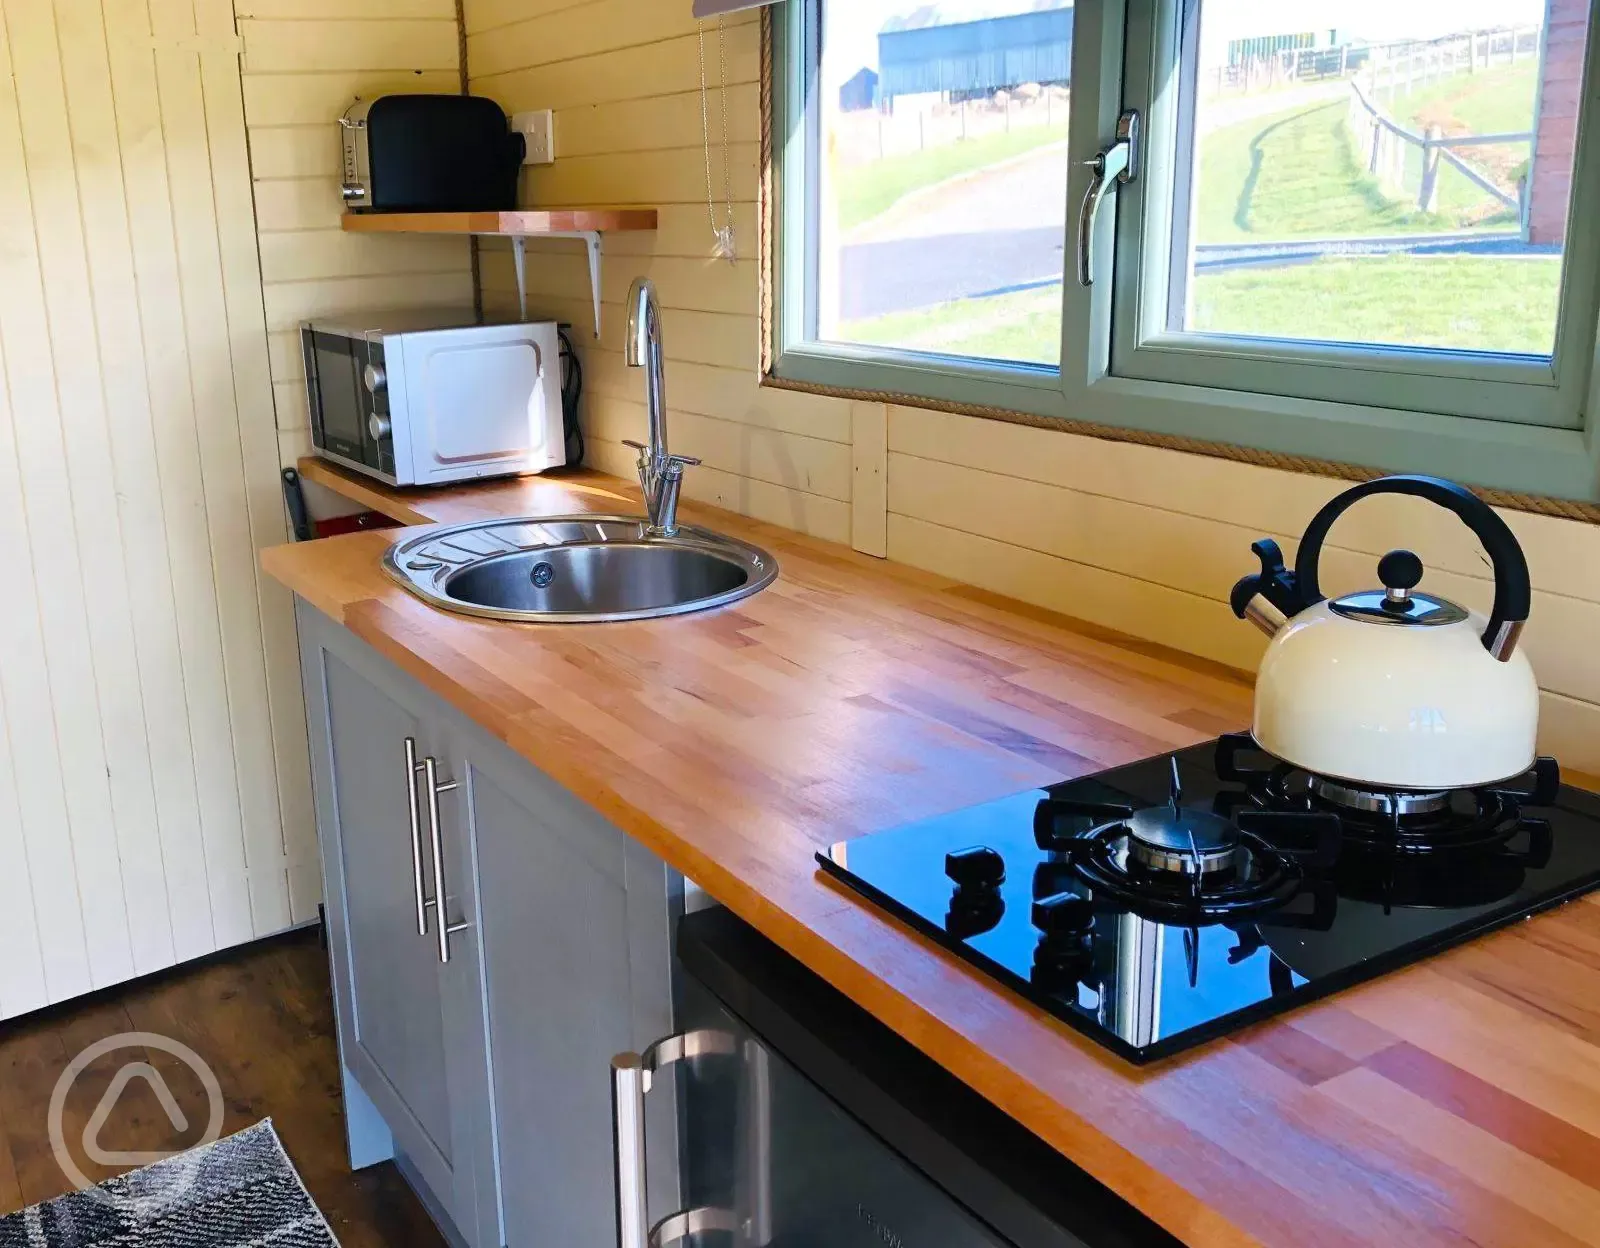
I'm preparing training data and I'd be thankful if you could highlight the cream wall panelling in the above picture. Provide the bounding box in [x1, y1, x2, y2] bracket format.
[0, 0, 330, 1019]
[238, 0, 471, 457]
[463, 0, 855, 554]
[851, 404, 888, 558]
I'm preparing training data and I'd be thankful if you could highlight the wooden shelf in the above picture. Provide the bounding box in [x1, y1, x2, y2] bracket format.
[340, 208, 658, 236]
[341, 208, 660, 335]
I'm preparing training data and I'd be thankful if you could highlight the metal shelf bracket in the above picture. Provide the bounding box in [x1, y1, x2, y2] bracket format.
[511, 230, 604, 336]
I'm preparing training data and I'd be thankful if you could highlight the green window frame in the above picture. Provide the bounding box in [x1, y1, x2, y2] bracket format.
[766, 0, 1600, 504]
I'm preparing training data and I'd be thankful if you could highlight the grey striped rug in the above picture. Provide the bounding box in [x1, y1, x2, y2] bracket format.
[0, 1121, 338, 1247]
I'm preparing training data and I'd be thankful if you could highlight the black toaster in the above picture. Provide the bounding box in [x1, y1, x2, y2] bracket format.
[339, 95, 525, 213]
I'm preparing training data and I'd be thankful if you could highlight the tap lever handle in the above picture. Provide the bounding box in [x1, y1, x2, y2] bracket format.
[665, 453, 701, 470]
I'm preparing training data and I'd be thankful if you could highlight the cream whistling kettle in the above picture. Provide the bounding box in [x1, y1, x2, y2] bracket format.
[1230, 475, 1538, 792]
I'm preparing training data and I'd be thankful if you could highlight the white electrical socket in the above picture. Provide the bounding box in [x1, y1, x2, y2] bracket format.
[512, 110, 555, 166]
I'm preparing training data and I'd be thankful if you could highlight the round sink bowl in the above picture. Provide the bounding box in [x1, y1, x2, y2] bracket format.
[382, 516, 778, 624]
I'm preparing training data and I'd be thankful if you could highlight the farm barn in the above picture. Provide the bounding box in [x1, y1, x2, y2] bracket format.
[877, 1, 1074, 105]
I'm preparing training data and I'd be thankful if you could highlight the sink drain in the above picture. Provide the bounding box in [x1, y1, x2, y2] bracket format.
[530, 561, 556, 589]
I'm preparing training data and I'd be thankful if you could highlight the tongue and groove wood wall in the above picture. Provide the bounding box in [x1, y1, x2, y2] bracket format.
[237, 0, 473, 461]
[0, 0, 299, 1017]
[0, 0, 471, 1020]
[463, 0, 861, 544]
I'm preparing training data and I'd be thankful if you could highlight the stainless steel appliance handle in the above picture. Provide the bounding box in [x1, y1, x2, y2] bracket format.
[404, 737, 428, 936]
[422, 756, 467, 965]
[743, 1038, 772, 1246]
[611, 1030, 741, 1248]
[1076, 110, 1141, 287]
[612, 1054, 650, 1248]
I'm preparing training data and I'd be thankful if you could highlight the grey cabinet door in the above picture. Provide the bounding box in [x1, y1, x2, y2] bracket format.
[298, 604, 491, 1243]
[447, 720, 678, 1247]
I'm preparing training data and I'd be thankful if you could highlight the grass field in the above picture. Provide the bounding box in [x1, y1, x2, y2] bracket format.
[1388, 61, 1538, 192]
[835, 122, 1068, 233]
[844, 283, 1063, 365]
[1191, 255, 1560, 355]
[1390, 61, 1537, 143]
[1195, 99, 1515, 242]
[843, 255, 1560, 362]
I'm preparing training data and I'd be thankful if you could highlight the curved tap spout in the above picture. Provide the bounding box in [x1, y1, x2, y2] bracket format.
[625, 277, 668, 464]
[623, 276, 699, 535]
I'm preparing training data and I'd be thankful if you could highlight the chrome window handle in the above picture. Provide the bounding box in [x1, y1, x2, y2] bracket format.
[612, 1030, 748, 1248]
[1076, 109, 1141, 287]
[404, 737, 429, 936]
[421, 756, 467, 965]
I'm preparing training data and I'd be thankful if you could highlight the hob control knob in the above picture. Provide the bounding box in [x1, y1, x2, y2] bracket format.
[945, 846, 1005, 890]
[1032, 891, 1094, 936]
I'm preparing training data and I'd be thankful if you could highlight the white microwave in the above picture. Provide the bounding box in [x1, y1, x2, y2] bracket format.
[301, 310, 566, 487]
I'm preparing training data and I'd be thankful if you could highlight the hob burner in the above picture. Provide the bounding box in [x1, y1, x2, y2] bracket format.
[1307, 777, 1451, 817]
[1034, 757, 1342, 923]
[1124, 806, 1243, 876]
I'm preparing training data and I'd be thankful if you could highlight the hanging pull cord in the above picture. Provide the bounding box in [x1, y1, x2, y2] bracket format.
[698, 16, 737, 263]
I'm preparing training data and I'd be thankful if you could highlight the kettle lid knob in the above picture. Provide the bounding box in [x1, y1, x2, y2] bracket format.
[1378, 549, 1424, 602]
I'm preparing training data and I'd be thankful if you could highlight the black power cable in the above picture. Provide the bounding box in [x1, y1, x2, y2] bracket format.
[557, 324, 585, 467]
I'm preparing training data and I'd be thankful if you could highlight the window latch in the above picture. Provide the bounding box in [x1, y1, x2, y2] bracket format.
[1076, 110, 1141, 287]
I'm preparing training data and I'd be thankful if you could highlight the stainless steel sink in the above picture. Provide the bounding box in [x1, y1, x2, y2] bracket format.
[382, 516, 778, 623]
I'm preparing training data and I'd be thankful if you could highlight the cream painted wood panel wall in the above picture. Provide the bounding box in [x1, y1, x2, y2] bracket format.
[883, 407, 1600, 774]
[459, 0, 1600, 777]
[0, 0, 323, 1019]
[236, 0, 474, 465]
[463, 0, 854, 542]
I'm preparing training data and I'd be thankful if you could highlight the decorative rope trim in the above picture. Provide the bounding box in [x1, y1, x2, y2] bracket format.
[753, 17, 1600, 528]
[456, 0, 484, 323]
[758, 4, 777, 378]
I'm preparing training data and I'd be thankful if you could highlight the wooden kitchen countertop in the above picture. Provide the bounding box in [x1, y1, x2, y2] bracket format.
[268, 459, 1600, 1248]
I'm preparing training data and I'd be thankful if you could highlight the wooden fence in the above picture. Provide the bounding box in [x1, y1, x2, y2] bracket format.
[1364, 25, 1543, 99]
[1216, 24, 1540, 99]
[1346, 78, 1532, 218]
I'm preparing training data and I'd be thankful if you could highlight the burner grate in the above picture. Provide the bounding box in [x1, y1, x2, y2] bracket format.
[1032, 791, 1341, 924]
[1214, 733, 1561, 860]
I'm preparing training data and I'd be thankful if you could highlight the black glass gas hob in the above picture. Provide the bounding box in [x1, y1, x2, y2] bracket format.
[817, 733, 1600, 1064]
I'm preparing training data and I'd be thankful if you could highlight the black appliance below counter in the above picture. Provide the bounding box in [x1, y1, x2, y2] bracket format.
[817, 733, 1600, 1064]
[661, 906, 1180, 1248]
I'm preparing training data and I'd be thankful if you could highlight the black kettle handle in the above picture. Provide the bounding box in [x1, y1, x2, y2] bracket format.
[1295, 475, 1531, 657]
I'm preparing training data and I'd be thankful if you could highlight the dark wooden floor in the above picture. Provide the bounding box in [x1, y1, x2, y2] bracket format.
[0, 927, 445, 1246]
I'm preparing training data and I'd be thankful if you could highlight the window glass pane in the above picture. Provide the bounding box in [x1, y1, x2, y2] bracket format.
[815, 0, 1074, 368]
[1172, 0, 1589, 358]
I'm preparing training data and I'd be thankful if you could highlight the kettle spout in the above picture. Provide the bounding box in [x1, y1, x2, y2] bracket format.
[1240, 596, 1288, 638]
[1231, 538, 1305, 639]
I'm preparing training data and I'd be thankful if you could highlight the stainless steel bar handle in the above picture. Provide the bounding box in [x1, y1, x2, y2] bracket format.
[652, 1209, 738, 1243]
[611, 1054, 650, 1248]
[1075, 109, 1141, 287]
[422, 757, 466, 965]
[404, 737, 429, 936]
[610, 1030, 740, 1248]
[742, 1038, 773, 1246]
